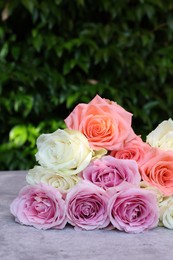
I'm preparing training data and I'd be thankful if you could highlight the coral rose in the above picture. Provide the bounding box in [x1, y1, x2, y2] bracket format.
[65, 95, 135, 150]
[110, 136, 151, 169]
[140, 148, 173, 196]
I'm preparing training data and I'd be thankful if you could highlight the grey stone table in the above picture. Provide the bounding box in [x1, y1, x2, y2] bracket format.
[1, 171, 173, 260]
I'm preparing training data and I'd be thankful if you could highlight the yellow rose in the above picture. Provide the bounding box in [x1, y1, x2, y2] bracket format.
[35, 129, 93, 175]
[146, 119, 173, 150]
[26, 166, 81, 194]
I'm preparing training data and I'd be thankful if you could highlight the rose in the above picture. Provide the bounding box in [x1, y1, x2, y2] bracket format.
[35, 129, 93, 175]
[108, 183, 159, 233]
[110, 136, 151, 169]
[65, 95, 135, 150]
[82, 155, 141, 190]
[159, 196, 173, 229]
[26, 166, 81, 195]
[65, 181, 109, 230]
[10, 184, 67, 230]
[140, 148, 173, 196]
[146, 118, 173, 150]
[140, 181, 163, 203]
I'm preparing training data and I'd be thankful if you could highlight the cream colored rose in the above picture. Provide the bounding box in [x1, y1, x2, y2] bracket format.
[35, 129, 93, 175]
[140, 181, 163, 203]
[26, 166, 81, 194]
[146, 119, 173, 150]
[92, 148, 107, 159]
[159, 196, 173, 229]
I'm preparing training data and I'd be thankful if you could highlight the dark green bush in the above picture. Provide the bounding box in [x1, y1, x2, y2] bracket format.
[1, 0, 173, 170]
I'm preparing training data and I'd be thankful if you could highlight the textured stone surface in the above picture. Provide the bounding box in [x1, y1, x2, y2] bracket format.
[0, 171, 173, 260]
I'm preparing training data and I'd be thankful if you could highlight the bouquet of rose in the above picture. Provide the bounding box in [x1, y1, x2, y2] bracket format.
[10, 95, 173, 233]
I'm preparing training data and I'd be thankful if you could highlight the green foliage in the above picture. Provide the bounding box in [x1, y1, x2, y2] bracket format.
[1, 0, 173, 170]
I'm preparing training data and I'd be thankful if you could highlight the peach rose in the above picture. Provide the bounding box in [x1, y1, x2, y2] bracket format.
[140, 148, 173, 196]
[110, 135, 151, 169]
[65, 95, 135, 150]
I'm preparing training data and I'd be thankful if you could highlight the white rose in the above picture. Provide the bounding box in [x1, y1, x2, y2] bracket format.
[35, 129, 93, 175]
[26, 166, 81, 194]
[146, 119, 173, 150]
[140, 181, 163, 203]
[159, 196, 173, 229]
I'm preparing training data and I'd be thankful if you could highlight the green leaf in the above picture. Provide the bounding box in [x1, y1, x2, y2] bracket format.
[0, 27, 4, 39]
[14, 94, 33, 117]
[167, 14, 173, 31]
[0, 42, 8, 59]
[32, 34, 43, 52]
[145, 4, 155, 20]
[77, 0, 85, 6]
[63, 60, 77, 75]
[9, 125, 28, 146]
[21, 0, 36, 13]
[11, 46, 20, 60]
[66, 92, 80, 108]
[143, 101, 159, 114]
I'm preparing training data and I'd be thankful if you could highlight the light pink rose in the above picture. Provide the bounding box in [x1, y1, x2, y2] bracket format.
[110, 136, 151, 169]
[140, 148, 173, 196]
[82, 155, 141, 190]
[65, 95, 135, 150]
[108, 184, 159, 233]
[65, 180, 110, 230]
[10, 184, 67, 230]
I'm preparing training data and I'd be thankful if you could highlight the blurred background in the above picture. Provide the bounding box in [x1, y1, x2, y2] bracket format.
[0, 0, 173, 170]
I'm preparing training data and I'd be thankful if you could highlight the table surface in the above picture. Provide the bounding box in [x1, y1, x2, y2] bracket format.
[1, 170, 173, 260]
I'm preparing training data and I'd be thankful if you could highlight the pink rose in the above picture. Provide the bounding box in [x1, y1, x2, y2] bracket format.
[108, 184, 159, 233]
[110, 136, 151, 169]
[65, 181, 109, 230]
[10, 184, 67, 230]
[140, 148, 173, 196]
[82, 155, 141, 190]
[65, 95, 135, 150]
